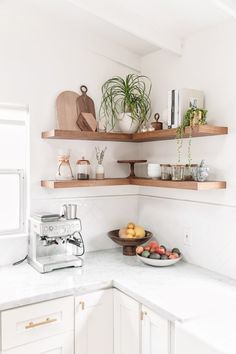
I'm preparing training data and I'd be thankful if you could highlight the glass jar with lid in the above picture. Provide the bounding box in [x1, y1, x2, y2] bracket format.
[184, 164, 198, 181]
[171, 164, 185, 181]
[76, 157, 90, 180]
[160, 164, 171, 180]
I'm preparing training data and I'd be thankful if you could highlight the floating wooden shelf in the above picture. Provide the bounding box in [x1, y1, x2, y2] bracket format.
[41, 178, 130, 189]
[132, 125, 228, 142]
[41, 130, 132, 142]
[42, 125, 228, 142]
[41, 178, 226, 190]
[131, 178, 226, 190]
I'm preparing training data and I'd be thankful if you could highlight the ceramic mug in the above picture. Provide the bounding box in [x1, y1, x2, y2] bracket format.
[147, 163, 161, 179]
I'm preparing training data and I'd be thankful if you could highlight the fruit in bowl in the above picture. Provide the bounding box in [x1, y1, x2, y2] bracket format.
[136, 241, 182, 267]
[119, 222, 145, 239]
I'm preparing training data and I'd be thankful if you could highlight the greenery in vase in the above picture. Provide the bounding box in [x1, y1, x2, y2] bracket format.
[176, 107, 208, 164]
[95, 146, 107, 164]
[99, 74, 152, 131]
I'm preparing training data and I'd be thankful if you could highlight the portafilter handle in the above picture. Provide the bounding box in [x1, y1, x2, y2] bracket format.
[60, 204, 67, 218]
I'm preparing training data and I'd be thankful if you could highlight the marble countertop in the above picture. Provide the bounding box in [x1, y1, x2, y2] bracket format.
[176, 305, 236, 354]
[0, 248, 236, 325]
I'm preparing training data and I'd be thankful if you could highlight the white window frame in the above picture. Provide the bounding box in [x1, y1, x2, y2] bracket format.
[0, 103, 29, 237]
[0, 169, 25, 235]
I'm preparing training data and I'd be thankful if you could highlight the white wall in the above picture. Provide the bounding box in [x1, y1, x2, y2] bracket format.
[139, 20, 236, 279]
[0, 0, 140, 265]
[1, 0, 236, 280]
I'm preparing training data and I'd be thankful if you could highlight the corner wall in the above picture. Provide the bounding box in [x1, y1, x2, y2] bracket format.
[139, 20, 236, 279]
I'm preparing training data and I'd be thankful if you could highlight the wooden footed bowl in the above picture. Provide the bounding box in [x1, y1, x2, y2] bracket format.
[108, 229, 152, 256]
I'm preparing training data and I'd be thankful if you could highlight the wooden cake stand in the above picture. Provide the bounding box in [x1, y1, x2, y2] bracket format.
[117, 160, 147, 177]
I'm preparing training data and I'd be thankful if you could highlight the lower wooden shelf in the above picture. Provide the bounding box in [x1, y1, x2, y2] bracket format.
[132, 178, 226, 190]
[41, 178, 130, 189]
[41, 178, 226, 190]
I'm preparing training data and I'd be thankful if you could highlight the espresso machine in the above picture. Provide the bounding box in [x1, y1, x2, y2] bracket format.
[28, 205, 85, 273]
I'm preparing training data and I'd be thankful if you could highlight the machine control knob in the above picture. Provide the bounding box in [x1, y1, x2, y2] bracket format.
[49, 226, 53, 231]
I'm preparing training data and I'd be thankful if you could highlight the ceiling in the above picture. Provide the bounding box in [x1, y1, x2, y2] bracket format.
[67, 0, 235, 55]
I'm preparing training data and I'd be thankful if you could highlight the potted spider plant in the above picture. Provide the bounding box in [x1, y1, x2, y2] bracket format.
[100, 74, 152, 133]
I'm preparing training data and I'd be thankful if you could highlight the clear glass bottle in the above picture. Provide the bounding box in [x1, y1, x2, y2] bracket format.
[171, 165, 185, 181]
[160, 164, 171, 180]
[76, 157, 90, 180]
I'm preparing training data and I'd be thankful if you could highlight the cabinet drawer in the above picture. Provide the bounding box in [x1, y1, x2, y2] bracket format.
[1, 331, 74, 354]
[1, 296, 74, 350]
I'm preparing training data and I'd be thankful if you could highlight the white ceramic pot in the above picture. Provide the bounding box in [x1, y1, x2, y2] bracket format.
[118, 113, 139, 133]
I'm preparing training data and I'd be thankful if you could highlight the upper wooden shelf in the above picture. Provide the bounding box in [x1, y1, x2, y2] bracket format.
[41, 178, 226, 190]
[42, 130, 132, 142]
[42, 125, 228, 142]
[132, 125, 228, 142]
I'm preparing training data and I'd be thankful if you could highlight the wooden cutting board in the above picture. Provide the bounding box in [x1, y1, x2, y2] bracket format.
[56, 91, 81, 130]
[76, 85, 97, 131]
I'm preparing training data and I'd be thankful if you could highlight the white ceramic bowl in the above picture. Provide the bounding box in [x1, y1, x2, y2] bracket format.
[137, 254, 182, 267]
[147, 163, 161, 178]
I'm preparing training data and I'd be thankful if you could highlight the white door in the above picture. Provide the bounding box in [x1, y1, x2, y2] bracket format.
[75, 289, 113, 354]
[141, 305, 169, 354]
[114, 289, 140, 354]
[2, 332, 74, 354]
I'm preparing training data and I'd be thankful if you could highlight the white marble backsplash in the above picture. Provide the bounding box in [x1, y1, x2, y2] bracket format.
[0, 195, 139, 266]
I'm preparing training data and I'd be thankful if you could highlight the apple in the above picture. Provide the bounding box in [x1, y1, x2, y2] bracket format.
[157, 246, 166, 255]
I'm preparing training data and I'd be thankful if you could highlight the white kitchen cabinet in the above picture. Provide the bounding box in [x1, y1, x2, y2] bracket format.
[75, 289, 113, 354]
[1, 331, 74, 354]
[114, 289, 141, 354]
[141, 305, 170, 354]
[0, 296, 74, 354]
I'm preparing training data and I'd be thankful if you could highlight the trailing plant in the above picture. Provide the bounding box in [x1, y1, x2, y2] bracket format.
[176, 107, 208, 164]
[99, 74, 152, 131]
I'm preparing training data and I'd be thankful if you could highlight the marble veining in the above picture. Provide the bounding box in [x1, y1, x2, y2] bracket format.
[0, 248, 235, 325]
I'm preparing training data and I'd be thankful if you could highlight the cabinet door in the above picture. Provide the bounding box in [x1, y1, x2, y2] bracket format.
[141, 306, 169, 354]
[2, 331, 74, 354]
[75, 289, 113, 354]
[114, 289, 140, 354]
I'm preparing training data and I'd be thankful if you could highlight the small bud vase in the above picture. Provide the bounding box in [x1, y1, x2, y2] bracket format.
[96, 164, 105, 179]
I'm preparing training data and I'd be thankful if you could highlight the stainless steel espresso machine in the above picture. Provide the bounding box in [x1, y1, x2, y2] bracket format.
[28, 205, 85, 273]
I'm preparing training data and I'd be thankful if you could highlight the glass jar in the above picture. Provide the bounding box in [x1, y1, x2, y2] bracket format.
[184, 164, 198, 181]
[76, 157, 90, 180]
[56, 154, 73, 180]
[192, 161, 209, 182]
[171, 165, 185, 181]
[160, 164, 171, 180]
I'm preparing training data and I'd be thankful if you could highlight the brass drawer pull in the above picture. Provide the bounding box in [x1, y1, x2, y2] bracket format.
[25, 317, 57, 329]
[79, 301, 85, 310]
[140, 311, 147, 321]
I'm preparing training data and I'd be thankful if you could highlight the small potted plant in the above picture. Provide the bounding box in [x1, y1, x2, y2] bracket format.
[176, 107, 208, 164]
[100, 74, 152, 133]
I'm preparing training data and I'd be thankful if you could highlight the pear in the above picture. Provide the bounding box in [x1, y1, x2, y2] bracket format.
[134, 225, 145, 239]
[119, 228, 128, 238]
